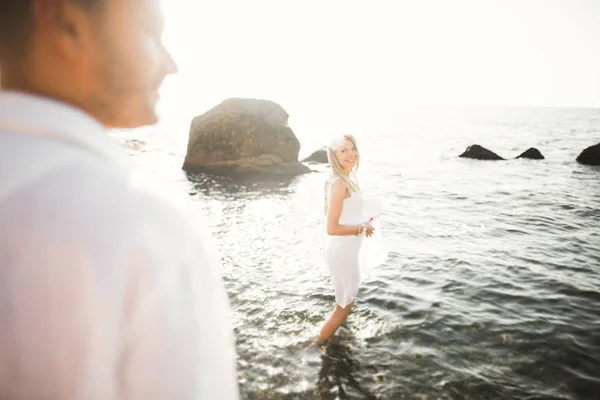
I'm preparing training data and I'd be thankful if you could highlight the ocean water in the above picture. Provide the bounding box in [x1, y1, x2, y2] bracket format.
[113, 105, 600, 399]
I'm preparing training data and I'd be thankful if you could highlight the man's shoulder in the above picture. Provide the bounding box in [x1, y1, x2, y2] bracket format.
[70, 165, 196, 237]
[14, 160, 199, 248]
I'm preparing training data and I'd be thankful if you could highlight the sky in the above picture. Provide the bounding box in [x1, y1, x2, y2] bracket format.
[158, 0, 600, 119]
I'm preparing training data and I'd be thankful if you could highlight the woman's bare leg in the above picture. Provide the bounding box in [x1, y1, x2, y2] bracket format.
[318, 301, 354, 341]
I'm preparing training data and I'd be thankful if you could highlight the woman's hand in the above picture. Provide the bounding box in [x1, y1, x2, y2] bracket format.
[365, 218, 375, 237]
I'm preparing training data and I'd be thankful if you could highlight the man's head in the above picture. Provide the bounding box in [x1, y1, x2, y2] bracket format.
[0, 0, 177, 128]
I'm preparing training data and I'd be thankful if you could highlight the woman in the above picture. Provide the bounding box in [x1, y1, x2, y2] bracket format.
[311, 134, 387, 347]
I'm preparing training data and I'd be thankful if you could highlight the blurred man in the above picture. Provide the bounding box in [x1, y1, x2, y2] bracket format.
[0, 0, 239, 398]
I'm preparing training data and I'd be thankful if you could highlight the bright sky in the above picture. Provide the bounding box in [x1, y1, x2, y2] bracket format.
[160, 0, 600, 115]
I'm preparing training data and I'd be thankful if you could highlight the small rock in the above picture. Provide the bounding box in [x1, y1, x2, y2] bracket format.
[459, 144, 505, 160]
[515, 147, 544, 160]
[302, 148, 328, 163]
[576, 142, 600, 166]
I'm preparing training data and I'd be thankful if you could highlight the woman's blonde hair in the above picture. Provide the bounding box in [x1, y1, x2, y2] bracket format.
[326, 134, 361, 193]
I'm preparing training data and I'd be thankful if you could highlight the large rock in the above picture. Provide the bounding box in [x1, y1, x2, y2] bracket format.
[302, 148, 328, 163]
[183, 98, 310, 176]
[576, 143, 600, 166]
[516, 147, 544, 160]
[459, 145, 505, 160]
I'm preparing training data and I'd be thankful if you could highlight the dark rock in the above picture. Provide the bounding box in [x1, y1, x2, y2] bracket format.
[515, 148, 544, 160]
[301, 148, 328, 163]
[576, 142, 600, 166]
[459, 145, 505, 160]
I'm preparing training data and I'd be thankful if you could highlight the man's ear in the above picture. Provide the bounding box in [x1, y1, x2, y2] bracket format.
[32, 0, 89, 58]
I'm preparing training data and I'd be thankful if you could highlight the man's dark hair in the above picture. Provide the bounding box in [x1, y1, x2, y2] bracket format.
[0, 0, 99, 62]
[0, 1, 33, 61]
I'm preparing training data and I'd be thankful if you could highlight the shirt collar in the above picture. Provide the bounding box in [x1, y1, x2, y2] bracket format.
[0, 90, 131, 171]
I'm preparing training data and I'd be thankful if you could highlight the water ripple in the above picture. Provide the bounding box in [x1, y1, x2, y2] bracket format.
[118, 106, 600, 399]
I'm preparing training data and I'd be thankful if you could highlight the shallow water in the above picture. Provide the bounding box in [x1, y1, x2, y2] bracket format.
[114, 105, 600, 399]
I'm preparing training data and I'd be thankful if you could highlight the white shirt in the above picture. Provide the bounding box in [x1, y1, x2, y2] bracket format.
[0, 91, 239, 400]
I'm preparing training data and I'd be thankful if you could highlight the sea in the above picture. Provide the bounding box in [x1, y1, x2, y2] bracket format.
[112, 103, 600, 400]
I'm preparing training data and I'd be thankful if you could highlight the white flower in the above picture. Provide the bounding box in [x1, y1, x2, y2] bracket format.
[326, 134, 347, 151]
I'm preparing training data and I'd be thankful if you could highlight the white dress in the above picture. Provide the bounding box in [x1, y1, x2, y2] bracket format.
[324, 175, 388, 308]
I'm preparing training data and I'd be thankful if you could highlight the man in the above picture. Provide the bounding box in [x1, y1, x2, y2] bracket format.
[0, 1, 239, 399]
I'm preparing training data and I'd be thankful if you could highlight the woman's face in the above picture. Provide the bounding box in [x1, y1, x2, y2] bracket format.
[336, 138, 358, 171]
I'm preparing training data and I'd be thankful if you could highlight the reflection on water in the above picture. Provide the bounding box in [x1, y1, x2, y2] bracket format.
[315, 341, 377, 400]
[185, 171, 301, 199]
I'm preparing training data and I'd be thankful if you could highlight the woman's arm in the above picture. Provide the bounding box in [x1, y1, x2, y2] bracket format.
[326, 179, 365, 236]
[323, 181, 328, 215]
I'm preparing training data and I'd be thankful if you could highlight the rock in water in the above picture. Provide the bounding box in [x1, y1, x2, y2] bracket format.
[183, 98, 310, 176]
[576, 143, 600, 166]
[515, 148, 544, 160]
[459, 145, 505, 160]
[301, 148, 328, 163]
